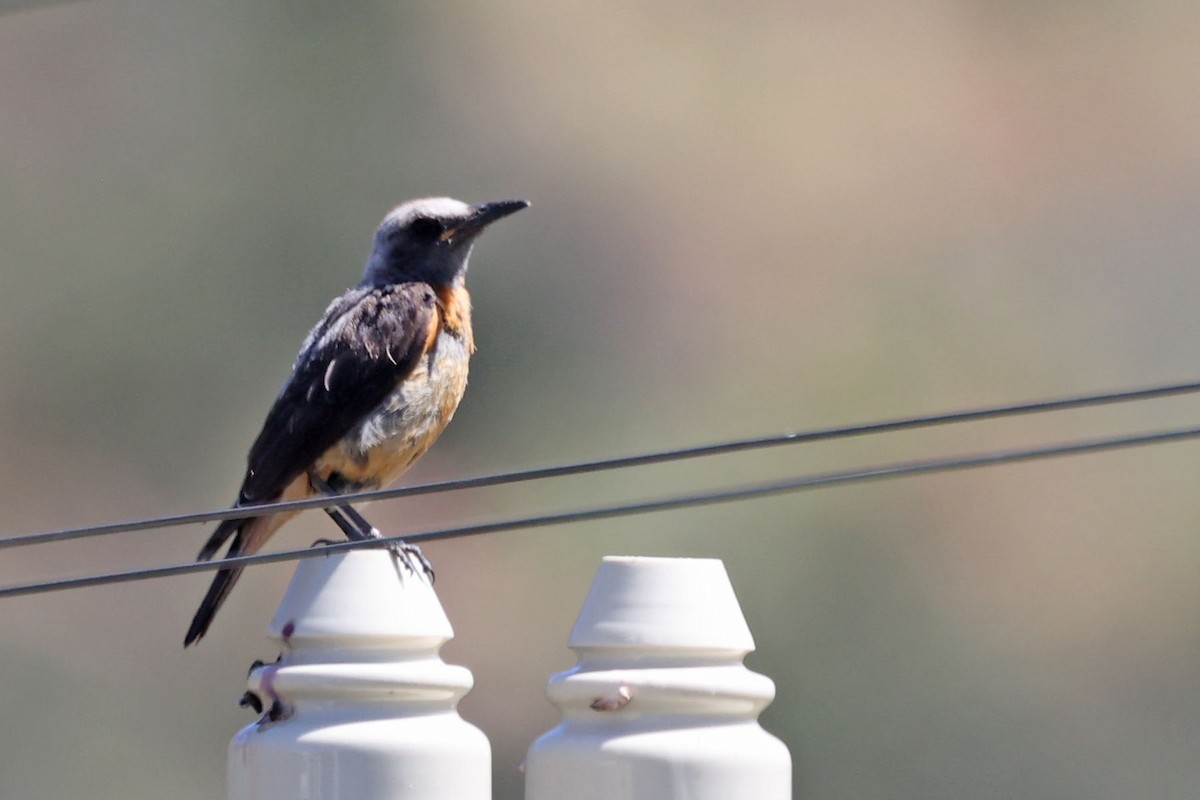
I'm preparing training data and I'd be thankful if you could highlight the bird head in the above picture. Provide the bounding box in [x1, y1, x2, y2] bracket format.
[363, 197, 529, 286]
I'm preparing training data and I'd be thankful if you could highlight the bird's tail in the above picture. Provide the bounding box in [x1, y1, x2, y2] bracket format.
[185, 508, 299, 646]
[197, 515, 244, 562]
[185, 485, 304, 646]
[184, 517, 248, 647]
[184, 559, 244, 647]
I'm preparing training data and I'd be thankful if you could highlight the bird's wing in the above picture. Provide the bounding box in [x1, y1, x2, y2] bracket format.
[237, 282, 439, 503]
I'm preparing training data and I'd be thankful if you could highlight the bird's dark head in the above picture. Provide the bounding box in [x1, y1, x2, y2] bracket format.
[363, 197, 529, 285]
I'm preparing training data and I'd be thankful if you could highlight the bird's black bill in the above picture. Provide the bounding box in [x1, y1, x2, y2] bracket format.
[455, 199, 530, 239]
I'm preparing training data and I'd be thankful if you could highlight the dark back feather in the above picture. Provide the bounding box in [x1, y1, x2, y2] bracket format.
[238, 283, 437, 503]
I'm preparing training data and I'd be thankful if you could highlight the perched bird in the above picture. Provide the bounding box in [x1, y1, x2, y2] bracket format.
[184, 197, 528, 646]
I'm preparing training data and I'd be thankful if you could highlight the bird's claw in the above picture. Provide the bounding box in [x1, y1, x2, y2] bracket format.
[386, 539, 435, 583]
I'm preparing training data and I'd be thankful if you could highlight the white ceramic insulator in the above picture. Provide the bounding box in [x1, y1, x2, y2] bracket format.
[525, 555, 792, 800]
[227, 549, 490, 800]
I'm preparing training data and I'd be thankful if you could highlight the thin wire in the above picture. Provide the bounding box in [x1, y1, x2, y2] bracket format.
[3, 377, 1199, 551]
[1, 424, 1196, 599]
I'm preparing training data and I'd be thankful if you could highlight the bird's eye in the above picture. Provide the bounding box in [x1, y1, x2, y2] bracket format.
[409, 216, 444, 240]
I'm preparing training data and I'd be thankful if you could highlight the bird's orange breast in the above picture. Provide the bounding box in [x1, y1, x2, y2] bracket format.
[435, 284, 474, 354]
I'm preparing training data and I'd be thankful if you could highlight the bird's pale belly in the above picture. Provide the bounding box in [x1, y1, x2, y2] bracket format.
[313, 332, 471, 490]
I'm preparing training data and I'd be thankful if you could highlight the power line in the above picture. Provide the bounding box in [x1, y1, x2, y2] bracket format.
[2, 377, 1199, 551]
[1, 423, 1196, 600]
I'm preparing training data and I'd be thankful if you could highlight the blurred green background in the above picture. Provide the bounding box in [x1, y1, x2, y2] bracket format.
[3, 1, 1200, 798]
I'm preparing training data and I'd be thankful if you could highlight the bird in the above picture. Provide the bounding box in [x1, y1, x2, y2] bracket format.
[184, 196, 529, 646]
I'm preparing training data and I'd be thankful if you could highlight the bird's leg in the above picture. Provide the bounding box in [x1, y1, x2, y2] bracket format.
[329, 503, 378, 540]
[317, 505, 372, 542]
[308, 473, 379, 541]
[308, 472, 435, 581]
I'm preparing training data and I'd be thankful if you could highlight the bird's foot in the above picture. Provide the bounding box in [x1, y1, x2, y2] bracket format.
[386, 538, 435, 583]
